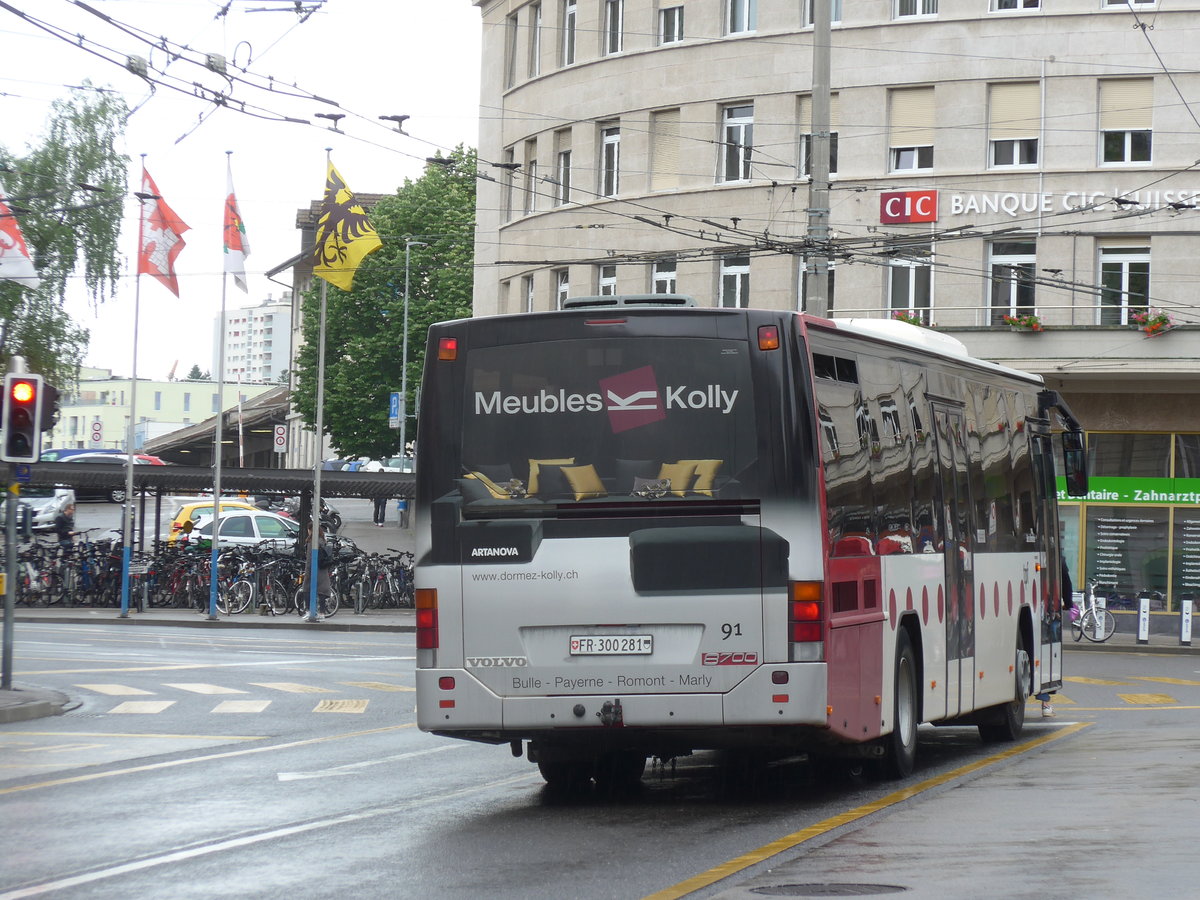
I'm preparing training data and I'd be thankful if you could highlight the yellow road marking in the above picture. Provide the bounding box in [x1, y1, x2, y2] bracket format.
[74, 684, 155, 696]
[313, 699, 368, 713]
[1130, 676, 1200, 686]
[1063, 676, 1131, 686]
[339, 681, 415, 692]
[212, 700, 272, 714]
[1117, 693, 1177, 705]
[164, 683, 248, 695]
[108, 701, 176, 714]
[1026, 694, 1076, 706]
[249, 682, 336, 694]
[0, 724, 413, 796]
[643, 722, 1091, 900]
[22, 665, 210, 675]
[24, 743, 106, 753]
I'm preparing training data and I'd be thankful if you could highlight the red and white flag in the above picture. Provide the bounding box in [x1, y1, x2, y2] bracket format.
[137, 167, 189, 297]
[0, 184, 41, 289]
[223, 161, 250, 293]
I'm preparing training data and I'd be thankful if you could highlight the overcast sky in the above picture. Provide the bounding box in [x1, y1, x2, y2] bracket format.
[1, 0, 482, 381]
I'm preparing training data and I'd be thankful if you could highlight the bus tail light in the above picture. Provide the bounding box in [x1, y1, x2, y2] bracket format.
[758, 325, 780, 351]
[438, 337, 458, 361]
[416, 588, 439, 649]
[788, 581, 824, 661]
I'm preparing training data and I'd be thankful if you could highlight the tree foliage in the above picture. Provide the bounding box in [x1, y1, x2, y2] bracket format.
[0, 86, 128, 386]
[292, 147, 476, 458]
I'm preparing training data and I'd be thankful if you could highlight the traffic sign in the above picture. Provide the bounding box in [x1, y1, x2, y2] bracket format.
[89, 420, 103, 448]
[388, 391, 401, 429]
[14, 463, 31, 484]
[273, 424, 288, 454]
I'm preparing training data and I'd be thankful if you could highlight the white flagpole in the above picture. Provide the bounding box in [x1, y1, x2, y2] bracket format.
[307, 276, 328, 622]
[120, 155, 148, 618]
[208, 153, 233, 620]
[237, 373, 245, 468]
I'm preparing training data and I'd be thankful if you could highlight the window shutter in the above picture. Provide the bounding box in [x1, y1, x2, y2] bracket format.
[798, 94, 840, 130]
[989, 82, 1041, 140]
[1100, 79, 1153, 130]
[651, 108, 681, 190]
[889, 87, 934, 147]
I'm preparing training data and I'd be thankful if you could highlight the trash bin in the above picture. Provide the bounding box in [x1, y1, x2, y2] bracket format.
[396, 498, 409, 529]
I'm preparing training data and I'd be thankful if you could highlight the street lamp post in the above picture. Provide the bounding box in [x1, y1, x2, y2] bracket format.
[400, 239, 428, 472]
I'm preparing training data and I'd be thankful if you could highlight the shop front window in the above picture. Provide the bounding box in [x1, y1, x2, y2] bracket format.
[1085, 506, 1168, 610]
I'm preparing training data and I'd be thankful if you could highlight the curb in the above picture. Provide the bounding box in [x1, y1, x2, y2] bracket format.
[13, 612, 414, 634]
[0, 687, 76, 725]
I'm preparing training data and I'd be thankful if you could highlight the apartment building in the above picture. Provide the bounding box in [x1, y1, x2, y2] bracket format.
[212, 295, 293, 386]
[473, 0, 1200, 610]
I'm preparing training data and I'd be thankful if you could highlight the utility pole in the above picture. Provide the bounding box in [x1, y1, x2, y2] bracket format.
[805, 0, 833, 318]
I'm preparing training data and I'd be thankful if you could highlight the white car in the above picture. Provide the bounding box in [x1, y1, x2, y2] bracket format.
[194, 509, 300, 548]
[0, 487, 75, 533]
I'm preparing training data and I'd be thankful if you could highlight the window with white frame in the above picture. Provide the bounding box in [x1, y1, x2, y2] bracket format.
[651, 108, 681, 191]
[659, 5, 683, 43]
[523, 139, 538, 215]
[798, 261, 835, 312]
[989, 241, 1036, 325]
[1099, 245, 1149, 325]
[600, 125, 620, 197]
[529, 3, 542, 78]
[798, 93, 839, 177]
[989, 82, 1040, 168]
[598, 264, 618, 295]
[1104, 0, 1153, 5]
[554, 133, 572, 205]
[1101, 79, 1152, 164]
[652, 258, 677, 293]
[502, 147, 516, 221]
[603, 0, 623, 55]
[555, 269, 570, 308]
[720, 255, 751, 308]
[887, 244, 932, 323]
[523, 275, 535, 312]
[889, 87, 934, 172]
[727, 0, 756, 34]
[803, 0, 842, 26]
[896, 0, 937, 16]
[991, 0, 1039, 9]
[720, 104, 754, 183]
[561, 0, 577, 66]
[505, 12, 519, 88]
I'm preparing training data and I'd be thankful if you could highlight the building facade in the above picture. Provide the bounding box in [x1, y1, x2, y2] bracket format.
[211, 295, 293, 385]
[473, 0, 1200, 611]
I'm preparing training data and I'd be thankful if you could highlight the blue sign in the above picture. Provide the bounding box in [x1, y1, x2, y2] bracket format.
[14, 463, 31, 484]
[388, 391, 401, 429]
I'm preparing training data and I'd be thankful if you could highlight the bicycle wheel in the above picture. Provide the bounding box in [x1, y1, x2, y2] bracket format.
[371, 578, 392, 608]
[1082, 608, 1117, 642]
[1071, 611, 1084, 642]
[263, 578, 291, 615]
[320, 592, 339, 618]
[222, 579, 255, 615]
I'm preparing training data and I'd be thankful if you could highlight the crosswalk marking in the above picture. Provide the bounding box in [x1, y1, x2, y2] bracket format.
[249, 682, 337, 694]
[1118, 693, 1177, 706]
[109, 701, 176, 714]
[313, 700, 368, 713]
[165, 684, 249, 695]
[75, 684, 155, 696]
[212, 700, 272, 714]
[339, 681, 414, 692]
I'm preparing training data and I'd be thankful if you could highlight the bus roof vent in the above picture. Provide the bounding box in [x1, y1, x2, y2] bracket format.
[561, 294, 697, 310]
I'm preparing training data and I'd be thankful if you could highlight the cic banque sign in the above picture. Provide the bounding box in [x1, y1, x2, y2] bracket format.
[880, 189, 1200, 223]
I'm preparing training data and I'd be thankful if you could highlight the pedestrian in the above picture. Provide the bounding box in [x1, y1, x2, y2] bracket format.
[372, 495, 387, 527]
[1037, 556, 1075, 717]
[52, 503, 76, 547]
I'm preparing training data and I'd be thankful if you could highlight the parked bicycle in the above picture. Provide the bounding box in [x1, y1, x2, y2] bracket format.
[1073, 578, 1117, 643]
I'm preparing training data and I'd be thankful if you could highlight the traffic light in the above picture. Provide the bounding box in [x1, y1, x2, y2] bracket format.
[40, 382, 60, 433]
[2, 373, 43, 463]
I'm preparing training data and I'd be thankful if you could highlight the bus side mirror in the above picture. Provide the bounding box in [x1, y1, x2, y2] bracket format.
[1062, 431, 1088, 498]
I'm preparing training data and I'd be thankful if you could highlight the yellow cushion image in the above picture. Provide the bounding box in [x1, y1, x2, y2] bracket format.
[528, 457, 575, 494]
[677, 459, 723, 495]
[561, 464, 607, 500]
[658, 461, 698, 497]
[465, 471, 509, 500]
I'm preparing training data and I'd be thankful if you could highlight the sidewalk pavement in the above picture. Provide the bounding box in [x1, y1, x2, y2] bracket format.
[3, 608, 1194, 723]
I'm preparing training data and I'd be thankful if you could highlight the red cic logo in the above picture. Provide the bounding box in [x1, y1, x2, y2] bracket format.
[880, 190, 938, 224]
[598, 365, 665, 434]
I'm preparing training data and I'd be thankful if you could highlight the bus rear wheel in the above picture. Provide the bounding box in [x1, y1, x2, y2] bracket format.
[875, 629, 918, 779]
[537, 759, 594, 789]
[979, 635, 1030, 743]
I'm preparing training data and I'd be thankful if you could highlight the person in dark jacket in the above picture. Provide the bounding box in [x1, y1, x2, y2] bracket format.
[51, 503, 76, 547]
[1038, 557, 1075, 717]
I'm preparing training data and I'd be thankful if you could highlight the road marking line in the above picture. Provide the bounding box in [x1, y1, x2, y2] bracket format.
[249, 682, 336, 694]
[73, 684, 155, 696]
[1025, 694, 1076, 706]
[643, 722, 1091, 900]
[1063, 676, 1131, 686]
[108, 701, 176, 714]
[338, 681, 414, 692]
[164, 684, 249, 695]
[0, 724, 416, 796]
[1130, 676, 1200, 686]
[1117, 692, 1177, 705]
[0, 768, 536, 899]
[212, 700, 272, 713]
[277, 743, 460, 780]
[3, 731, 261, 740]
[313, 699, 368, 713]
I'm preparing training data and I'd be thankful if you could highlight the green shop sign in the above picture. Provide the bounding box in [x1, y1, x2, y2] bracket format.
[1056, 476, 1200, 505]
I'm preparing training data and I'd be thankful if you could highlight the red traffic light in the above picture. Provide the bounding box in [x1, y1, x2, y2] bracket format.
[10, 379, 35, 404]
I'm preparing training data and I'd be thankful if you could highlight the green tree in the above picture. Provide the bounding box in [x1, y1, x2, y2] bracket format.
[0, 86, 128, 386]
[292, 147, 476, 458]
[185, 364, 208, 381]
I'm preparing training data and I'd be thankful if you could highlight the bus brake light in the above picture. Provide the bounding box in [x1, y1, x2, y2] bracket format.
[416, 588, 439, 649]
[758, 325, 780, 350]
[438, 337, 458, 361]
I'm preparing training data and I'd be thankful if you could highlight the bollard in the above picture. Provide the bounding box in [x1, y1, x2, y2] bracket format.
[1137, 595, 1150, 645]
[1182, 598, 1193, 647]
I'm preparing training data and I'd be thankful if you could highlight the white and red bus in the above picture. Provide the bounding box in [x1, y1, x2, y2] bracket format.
[414, 298, 1087, 786]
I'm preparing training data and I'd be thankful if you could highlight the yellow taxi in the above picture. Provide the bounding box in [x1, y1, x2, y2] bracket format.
[167, 499, 256, 543]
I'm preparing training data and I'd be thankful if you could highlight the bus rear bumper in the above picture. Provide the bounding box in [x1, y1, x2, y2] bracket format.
[416, 664, 828, 734]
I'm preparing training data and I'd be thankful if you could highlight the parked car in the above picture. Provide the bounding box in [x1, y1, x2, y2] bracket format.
[62, 453, 152, 502]
[40, 449, 166, 465]
[166, 499, 257, 544]
[0, 487, 75, 534]
[194, 509, 300, 548]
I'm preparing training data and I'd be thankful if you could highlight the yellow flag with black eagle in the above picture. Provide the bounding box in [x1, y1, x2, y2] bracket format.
[312, 161, 383, 291]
